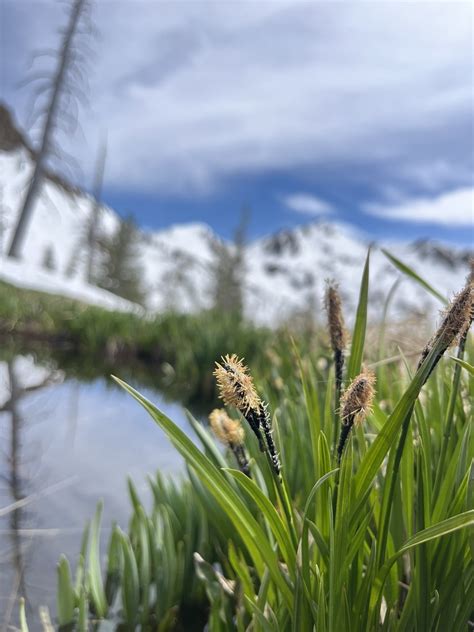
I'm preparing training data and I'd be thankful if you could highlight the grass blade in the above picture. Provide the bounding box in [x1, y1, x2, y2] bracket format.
[120, 530, 140, 627]
[88, 501, 108, 618]
[226, 468, 296, 574]
[369, 510, 474, 617]
[347, 249, 370, 381]
[19, 598, 29, 632]
[449, 356, 474, 376]
[381, 249, 447, 304]
[112, 375, 293, 607]
[354, 332, 454, 505]
[57, 555, 75, 625]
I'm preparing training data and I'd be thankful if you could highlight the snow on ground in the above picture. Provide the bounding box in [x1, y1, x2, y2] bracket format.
[0, 148, 141, 312]
[137, 222, 215, 313]
[0, 148, 118, 274]
[0, 257, 142, 313]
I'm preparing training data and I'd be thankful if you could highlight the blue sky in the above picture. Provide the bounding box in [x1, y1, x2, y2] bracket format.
[1, 1, 473, 244]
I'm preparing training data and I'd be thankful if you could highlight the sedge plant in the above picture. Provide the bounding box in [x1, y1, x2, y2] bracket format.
[51, 251, 473, 631]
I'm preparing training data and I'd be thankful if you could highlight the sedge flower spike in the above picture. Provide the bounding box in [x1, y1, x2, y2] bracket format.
[214, 354, 261, 413]
[325, 281, 347, 394]
[337, 368, 376, 461]
[209, 408, 250, 477]
[325, 281, 347, 353]
[214, 354, 281, 476]
[417, 282, 473, 375]
[209, 408, 245, 448]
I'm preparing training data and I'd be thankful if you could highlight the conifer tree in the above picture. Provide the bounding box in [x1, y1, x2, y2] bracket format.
[41, 245, 56, 271]
[209, 209, 249, 317]
[98, 214, 145, 305]
[0, 186, 8, 256]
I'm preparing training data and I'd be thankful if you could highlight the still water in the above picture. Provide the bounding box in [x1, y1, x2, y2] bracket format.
[0, 355, 195, 629]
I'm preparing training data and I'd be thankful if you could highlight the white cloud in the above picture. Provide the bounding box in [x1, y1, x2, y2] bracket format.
[4, 1, 474, 195]
[283, 193, 333, 216]
[365, 187, 474, 227]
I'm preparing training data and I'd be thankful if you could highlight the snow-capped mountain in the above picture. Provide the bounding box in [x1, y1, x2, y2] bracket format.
[0, 104, 471, 325]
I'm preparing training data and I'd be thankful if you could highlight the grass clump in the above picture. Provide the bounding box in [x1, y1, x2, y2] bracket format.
[44, 253, 474, 630]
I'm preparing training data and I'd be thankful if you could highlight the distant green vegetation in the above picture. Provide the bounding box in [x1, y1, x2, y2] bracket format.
[43, 253, 473, 631]
[0, 280, 277, 406]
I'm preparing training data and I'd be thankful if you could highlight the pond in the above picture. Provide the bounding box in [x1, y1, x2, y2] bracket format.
[0, 353, 197, 629]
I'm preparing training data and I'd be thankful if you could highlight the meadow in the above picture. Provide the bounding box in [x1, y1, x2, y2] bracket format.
[11, 252, 474, 631]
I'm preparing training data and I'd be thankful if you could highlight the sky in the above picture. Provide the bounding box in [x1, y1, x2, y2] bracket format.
[1, 0, 473, 244]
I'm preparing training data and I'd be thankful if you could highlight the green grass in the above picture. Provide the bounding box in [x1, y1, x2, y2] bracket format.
[46, 252, 473, 631]
[0, 280, 275, 406]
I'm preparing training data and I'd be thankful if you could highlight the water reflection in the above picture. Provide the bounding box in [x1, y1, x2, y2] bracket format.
[0, 354, 193, 628]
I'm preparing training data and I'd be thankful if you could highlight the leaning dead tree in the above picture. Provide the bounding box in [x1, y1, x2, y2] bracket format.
[7, 0, 92, 259]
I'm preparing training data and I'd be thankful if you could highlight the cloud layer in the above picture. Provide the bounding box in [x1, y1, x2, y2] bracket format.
[283, 193, 333, 216]
[3, 1, 473, 203]
[365, 187, 474, 227]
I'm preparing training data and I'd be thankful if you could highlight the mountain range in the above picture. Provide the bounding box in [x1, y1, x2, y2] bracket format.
[0, 103, 471, 325]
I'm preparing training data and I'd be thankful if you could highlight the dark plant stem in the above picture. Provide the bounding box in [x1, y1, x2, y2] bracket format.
[245, 408, 266, 452]
[333, 348, 344, 455]
[337, 418, 353, 463]
[232, 444, 251, 478]
[334, 349, 344, 395]
[270, 458, 298, 548]
[258, 404, 281, 476]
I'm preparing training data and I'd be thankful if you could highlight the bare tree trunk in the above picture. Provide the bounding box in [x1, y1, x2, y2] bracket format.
[86, 135, 107, 283]
[7, 0, 87, 259]
[0, 361, 59, 625]
[5, 362, 28, 611]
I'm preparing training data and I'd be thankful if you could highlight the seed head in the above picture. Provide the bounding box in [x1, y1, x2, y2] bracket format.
[325, 281, 347, 353]
[439, 283, 473, 345]
[209, 408, 245, 447]
[214, 354, 261, 413]
[340, 368, 376, 427]
[418, 283, 473, 370]
[213, 355, 281, 475]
